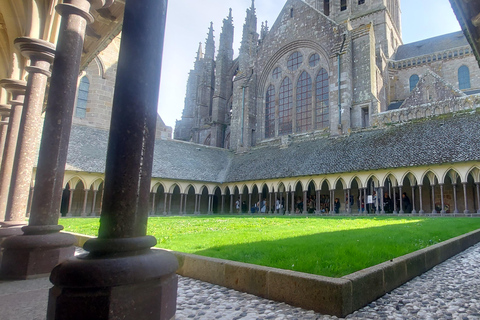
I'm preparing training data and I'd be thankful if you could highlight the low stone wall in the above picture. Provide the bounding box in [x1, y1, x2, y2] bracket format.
[69, 228, 480, 317]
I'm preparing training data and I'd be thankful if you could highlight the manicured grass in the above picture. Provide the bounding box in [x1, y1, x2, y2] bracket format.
[60, 216, 480, 277]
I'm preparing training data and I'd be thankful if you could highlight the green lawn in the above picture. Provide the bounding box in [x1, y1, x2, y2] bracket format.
[60, 216, 480, 277]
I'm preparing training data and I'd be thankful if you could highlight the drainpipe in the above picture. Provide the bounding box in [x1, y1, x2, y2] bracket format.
[241, 86, 245, 145]
[337, 33, 346, 128]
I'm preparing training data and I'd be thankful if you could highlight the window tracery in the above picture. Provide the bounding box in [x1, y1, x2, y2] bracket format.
[278, 77, 293, 135]
[296, 71, 312, 132]
[316, 68, 329, 129]
[265, 85, 276, 138]
[287, 52, 303, 71]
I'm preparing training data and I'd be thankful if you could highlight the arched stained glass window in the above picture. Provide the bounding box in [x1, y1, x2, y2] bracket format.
[265, 85, 276, 139]
[278, 77, 293, 135]
[316, 68, 329, 129]
[287, 52, 303, 71]
[76, 76, 89, 118]
[458, 65, 471, 90]
[324, 0, 330, 16]
[409, 74, 419, 92]
[341, 0, 347, 11]
[309, 53, 320, 67]
[296, 72, 312, 133]
[272, 67, 282, 80]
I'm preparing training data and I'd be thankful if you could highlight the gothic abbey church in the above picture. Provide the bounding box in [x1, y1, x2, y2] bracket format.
[174, 0, 479, 150]
[62, 0, 480, 216]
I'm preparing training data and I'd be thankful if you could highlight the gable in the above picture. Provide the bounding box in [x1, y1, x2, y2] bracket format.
[400, 69, 466, 109]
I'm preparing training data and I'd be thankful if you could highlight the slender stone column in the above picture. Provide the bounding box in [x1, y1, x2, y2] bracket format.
[399, 186, 404, 214]
[66, 189, 74, 217]
[363, 188, 367, 214]
[285, 191, 289, 214]
[431, 185, 436, 214]
[330, 190, 334, 213]
[179, 194, 184, 214]
[229, 194, 233, 213]
[418, 185, 424, 214]
[379, 187, 384, 214]
[248, 193, 252, 213]
[476, 183, 480, 214]
[90, 190, 98, 216]
[150, 192, 156, 216]
[0, 105, 11, 168]
[3, 38, 55, 227]
[303, 190, 307, 214]
[411, 186, 416, 214]
[163, 193, 168, 215]
[347, 189, 351, 214]
[463, 182, 469, 214]
[453, 184, 459, 214]
[291, 191, 295, 213]
[268, 192, 272, 213]
[221, 194, 225, 213]
[0, 80, 27, 221]
[168, 193, 173, 214]
[316, 190, 320, 214]
[48, 1, 177, 319]
[81, 189, 89, 217]
[194, 194, 198, 214]
[393, 187, 398, 214]
[183, 193, 187, 214]
[440, 184, 445, 214]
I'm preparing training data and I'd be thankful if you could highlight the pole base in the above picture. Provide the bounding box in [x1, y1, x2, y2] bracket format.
[1, 231, 75, 280]
[47, 237, 178, 320]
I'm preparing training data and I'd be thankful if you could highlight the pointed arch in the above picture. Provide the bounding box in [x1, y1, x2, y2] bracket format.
[442, 168, 461, 185]
[466, 166, 480, 183]
[349, 176, 363, 189]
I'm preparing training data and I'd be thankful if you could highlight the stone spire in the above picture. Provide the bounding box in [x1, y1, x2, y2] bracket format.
[238, 0, 258, 73]
[196, 42, 203, 61]
[204, 22, 215, 60]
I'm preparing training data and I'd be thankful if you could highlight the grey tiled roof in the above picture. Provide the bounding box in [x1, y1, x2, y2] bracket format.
[66, 125, 232, 183]
[224, 111, 480, 182]
[67, 111, 480, 184]
[394, 31, 468, 60]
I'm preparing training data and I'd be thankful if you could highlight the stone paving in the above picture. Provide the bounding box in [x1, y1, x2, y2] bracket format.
[1, 243, 480, 319]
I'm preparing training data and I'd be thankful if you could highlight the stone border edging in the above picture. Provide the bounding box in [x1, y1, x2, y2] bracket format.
[68, 229, 480, 317]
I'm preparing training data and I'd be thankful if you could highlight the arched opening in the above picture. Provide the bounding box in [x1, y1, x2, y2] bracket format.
[200, 186, 209, 213]
[294, 182, 303, 213]
[185, 185, 196, 214]
[213, 187, 222, 213]
[170, 185, 181, 214]
[319, 180, 330, 213]
[60, 184, 70, 217]
[252, 185, 260, 213]
[306, 181, 316, 213]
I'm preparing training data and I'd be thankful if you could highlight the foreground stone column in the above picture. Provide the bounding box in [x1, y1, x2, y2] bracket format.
[3, 38, 56, 226]
[0, 0, 102, 279]
[48, 1, 178, 319]
[0, 80, 26, 221]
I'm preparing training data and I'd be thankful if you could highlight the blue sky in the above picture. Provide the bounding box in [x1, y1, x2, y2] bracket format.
[158, 0, 461, 129]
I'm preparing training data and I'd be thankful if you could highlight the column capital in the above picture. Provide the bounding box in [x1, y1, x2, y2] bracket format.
[0, 79, 27, 97]
[14, 37, 56, 64]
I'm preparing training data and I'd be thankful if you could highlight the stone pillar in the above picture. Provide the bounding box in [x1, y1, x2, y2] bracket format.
[268, 192, 272, 213]
[81, 189, 89, 217]
[150, 192, 156, 216]
[183, 193, 187, 214]
[91, 190, 98, 216]
[48, 1, 177, 319]
[476, 183, 480, 214]
[440, 184, 445, 214]
[316, 190, 320, 214]
[0, 79, 27, 221]
[393, 187, 398, 214]
[418, 185, 424, 214]
[363, 188, 367, 214]
[163, 193, 168, 215]
[230, 194, 233, 213]
[431, 185, 436, 214]
[285, 191, 289, 214]
[66, 189, 74, 217]
[179, 194, 184, 215]
[453, 184, 459, 214]
[380, 187, 385, 214]
[248, 193, 252, 214]
[0, 105, 11, 177]
[411, 186, 416, 214]
[221, 194, 225, 213]
[208, 194, 212, 214]
[1, 0, 107, 280]
[463, 182, 469, 214]
[330, 190, 334, 213]
[399, 186, 404, 214]
[291, 191, 295, 213]
[303, 190, 307, 214]
[194, 194, 199, 214]
[3, 38, 55, 227]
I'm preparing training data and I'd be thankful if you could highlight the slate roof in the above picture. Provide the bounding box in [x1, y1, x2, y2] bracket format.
[66, 111, 480, 184]
[394, 31, 469, 61]
[66, 125, 232, 183]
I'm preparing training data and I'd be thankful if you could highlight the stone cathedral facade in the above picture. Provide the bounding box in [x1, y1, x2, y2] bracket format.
[174, 0, 480, 151]
[59, 0, 480, 217]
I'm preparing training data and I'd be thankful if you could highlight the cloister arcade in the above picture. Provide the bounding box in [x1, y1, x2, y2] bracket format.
[55, 162, 480, 217]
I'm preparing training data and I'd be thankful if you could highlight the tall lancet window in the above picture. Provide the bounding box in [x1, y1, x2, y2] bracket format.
[76, 76, 89, 118]
[409, 74, 419, 92]
[458, 65, 471, 90]
[316, 68, 329, 129]
[296, 71, 312, 133]
[265, 85, 276, 139]
[278, 77, 293, 135]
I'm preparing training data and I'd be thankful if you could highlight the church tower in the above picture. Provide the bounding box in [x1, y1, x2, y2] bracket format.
[210, 9, 234, 148]
[230, 0, 259, 151]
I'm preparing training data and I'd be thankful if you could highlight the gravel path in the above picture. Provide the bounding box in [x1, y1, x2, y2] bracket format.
[176, 242, 480, 319]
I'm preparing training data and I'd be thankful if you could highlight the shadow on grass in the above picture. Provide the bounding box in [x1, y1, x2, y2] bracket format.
[190, 220, 466, 277]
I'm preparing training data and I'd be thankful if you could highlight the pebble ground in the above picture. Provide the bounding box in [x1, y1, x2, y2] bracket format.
[1, 244, 480, 319]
